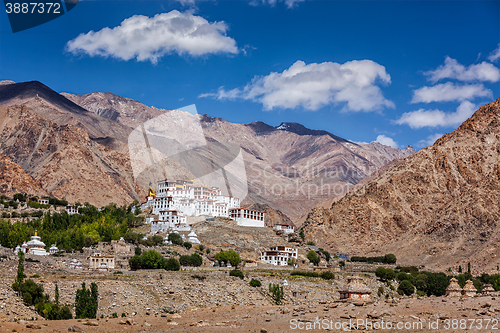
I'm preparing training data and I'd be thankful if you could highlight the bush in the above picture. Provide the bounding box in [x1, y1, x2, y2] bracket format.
[377, 286, 384, 296]
[128, 256, 142, 270]
[397, 280, 414, 296]
[214, 250, 241, 267]
[163, 258, 180, 271]
[320, 271, 334, 280]
[306, 241, 315, 246]
[168, 233, 183, 245]
[179, 253, 203, 267]
[290, 271, 319, 278]
[307, 250, 320, 265]
[249, 279, 261, 287]
[140, 250, 163, 269]
[112, 312, 118, 318]
[229, 269, 244, 279]
[183, 242, 192, 250]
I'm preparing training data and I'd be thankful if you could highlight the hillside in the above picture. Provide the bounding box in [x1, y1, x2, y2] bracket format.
[0, 105, 141, 207]
[302, 98, 500, 273]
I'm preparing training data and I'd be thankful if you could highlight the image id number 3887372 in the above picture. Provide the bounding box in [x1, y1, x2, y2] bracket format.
[442, 318, 499, 330]
[5, 2, 61, 14]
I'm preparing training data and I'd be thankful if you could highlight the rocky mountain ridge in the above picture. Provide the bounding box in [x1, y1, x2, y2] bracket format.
[0, 80, 414, 220]
[302, 98, 500, 272]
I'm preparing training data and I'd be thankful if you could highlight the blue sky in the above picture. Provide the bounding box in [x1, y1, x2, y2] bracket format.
[1, 0, 499, 149]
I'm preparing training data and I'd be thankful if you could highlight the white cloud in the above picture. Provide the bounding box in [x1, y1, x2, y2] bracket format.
[424, 56, 500, 83]
[411, 82, 492, 104]
[395, 101, 476, 129]
[417, 133, 444, 148]
[374, 135, 398, 148]
[200, 60, 395, 112]
[250, 0, 305, 8]
[66, 11, 239, 64]
[489, 44, 500, 62]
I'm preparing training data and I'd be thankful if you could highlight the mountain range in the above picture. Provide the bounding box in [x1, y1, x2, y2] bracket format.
[0, 80, 415, 221]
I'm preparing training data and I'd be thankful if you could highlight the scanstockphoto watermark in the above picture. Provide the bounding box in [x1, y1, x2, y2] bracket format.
[290, 317, 423, 331]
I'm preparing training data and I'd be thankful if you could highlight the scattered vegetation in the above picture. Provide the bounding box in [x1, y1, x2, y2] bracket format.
[179, 253, 203, 267]
[269, 283, 284, 305]
[214, 250, 241, 267]
[350, 254, 397, 264]
[249, 279, 261, 287]
[229, 269, 244, 279]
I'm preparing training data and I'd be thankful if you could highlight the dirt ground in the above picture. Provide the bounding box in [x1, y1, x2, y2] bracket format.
[2, 295, 500, 333]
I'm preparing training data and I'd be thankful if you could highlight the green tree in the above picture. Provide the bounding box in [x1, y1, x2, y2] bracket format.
[163, 258, 180, 271]
[128, 255, 142, 270]
[299, 228, 305, 241]
[269, 283, 284, 305]
[54, 283, 59, 305]
[307, 250, 320, 266]
[135, 246, 142, 256]
[249, 279, 261, 287]
[397, 280, 414, 296]
[168, 233, 183, 245]
[383, 254, 397, 264]
[12, 251, 26, 295]
[229, 269, 244, 279]
[467, 262, 471, 275]
[214, 250, 241, 267]
[458, 265, 462, 273]
[140, 250, 163, 269]
[183, 242, 192, 250]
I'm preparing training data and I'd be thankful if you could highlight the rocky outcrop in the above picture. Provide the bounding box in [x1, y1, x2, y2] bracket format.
[302, 98, 500, 272]
[0, 153, 47, 197]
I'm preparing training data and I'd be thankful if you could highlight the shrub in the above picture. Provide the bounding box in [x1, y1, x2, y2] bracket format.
[183, 242, 192, 250]
[377, 286, 384, 296]
[198, 245, 204, 251]
[306, 241, 315, 246]
[113, 271, 123, 275]
[179, 253, 203, 267]
[397, 280, 414, 296]
[128, 256, 142, 270]
[112, 313, 118, 318]
[307, 250, 320, 266]
[320, 271, 334, 280]
[214, 250, 241, 267]
[163, 258, 180, 271]
[121, 312, 126, 317]
[290, 271, 319, 278]
[249, 279, 261, 287]
[229, 269, 244, 279]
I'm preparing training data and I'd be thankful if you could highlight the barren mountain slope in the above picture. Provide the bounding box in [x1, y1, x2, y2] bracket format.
[0, 153, 48, 197]
[302, 98, 500, 273]
[0, 81, 132, 152]
[0, 105, 141, 206]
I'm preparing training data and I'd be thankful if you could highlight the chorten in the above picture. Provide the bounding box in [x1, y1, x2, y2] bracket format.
[445, 278, 462, 297]
[463, 280, 477, 297]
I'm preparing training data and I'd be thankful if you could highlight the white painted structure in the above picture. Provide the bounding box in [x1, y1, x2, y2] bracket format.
[151, 210, 190, 234]
[49, 245, 59, 254]
[260, 246, 298, 266]
[274, 224, 295, 234]
[230, 208, 265, 227]
[187, 230, 201, 244]
[69, 259, 83, 270]
[66, 205, 79, 215]
[88, 253, 115, 271]
[17, 231, 49, 256]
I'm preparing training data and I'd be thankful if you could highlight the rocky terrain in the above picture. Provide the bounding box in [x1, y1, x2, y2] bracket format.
[0, 154, 47, 197]
[302, 98, 500, 273]
[0, 105, 142, 207]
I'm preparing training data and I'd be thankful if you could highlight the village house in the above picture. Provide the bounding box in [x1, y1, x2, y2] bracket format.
[88, 253, 115, 272]
[260, 246, 297, 266]
[38, 198, 49, 205]
[66, 205, 79, 215]
[230, 208, 265, 227]
[339, 275, 371, 300]
[274, 223, 295, 234]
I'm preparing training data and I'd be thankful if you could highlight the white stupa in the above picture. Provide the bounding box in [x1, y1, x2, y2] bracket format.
[187, 230, 200, 244]
[24, 231, 49, 256]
